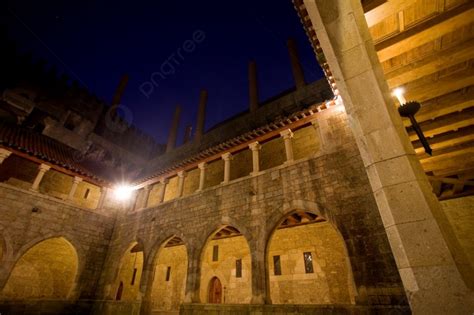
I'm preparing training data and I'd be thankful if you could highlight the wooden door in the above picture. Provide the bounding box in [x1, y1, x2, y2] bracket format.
[208, 276, 222, 303]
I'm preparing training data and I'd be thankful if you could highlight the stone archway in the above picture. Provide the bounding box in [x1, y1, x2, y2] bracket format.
[150, 236, 188, 312]
[113, 241, 144, 302]
[266, 211, 355, 304]
[199, 225, 252, 304]
[0, 237, 78, 300]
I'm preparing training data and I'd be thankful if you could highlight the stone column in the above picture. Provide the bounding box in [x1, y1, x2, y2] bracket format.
[249, 233, 270, 304]
[158, 178, 168, 203]
[304, 0, 474, 313]
[197, 162, 207, 191]
[166, 105, 182, 153]
[184, 245, 202, 303]
[0, 148, 12, 164]
[177, 171, 187, 197]
[221, 153, 233, 184]
[249, 142, 261, 175]
[287, 38, 306, 89]
[96, 187, 108, 210]
[311, 119, 328, 154]
[195, 89, 208, 143]
[136, 185, 152, 210]
[31, 164, 51, 191]
[67, 176, 82, 200]
[249, 60, 259, 113]
[280, 129, 294, 163]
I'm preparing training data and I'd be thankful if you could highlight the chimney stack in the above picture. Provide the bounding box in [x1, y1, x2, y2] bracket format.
[183, 124, 193, 144]
[248, 60, 259, 113]
[166, 105, 182, 153]
[195, 89, 208, 143]
[111, 74, 129, 118]
[287, 38, 306, 89]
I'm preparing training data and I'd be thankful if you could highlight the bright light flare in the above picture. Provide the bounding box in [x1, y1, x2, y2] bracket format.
[114, 184, 134, 201]
[392, 87, 407, 105]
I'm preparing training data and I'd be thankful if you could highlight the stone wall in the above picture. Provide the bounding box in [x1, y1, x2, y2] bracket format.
[98, 105, 407, 312]
[200, 236, 252, 304]
[441, 196, 474, 269]
[113, 243, 144, 301]
[151, 245, 187, 312]
[0, 183, 115, 301]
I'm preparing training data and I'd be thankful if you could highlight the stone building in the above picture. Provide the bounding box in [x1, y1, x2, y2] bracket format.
[0, 1, 473, 314]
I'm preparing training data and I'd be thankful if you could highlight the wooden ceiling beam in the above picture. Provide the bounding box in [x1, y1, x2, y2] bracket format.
[419, 141, 474, 161]
[421, 148, 474, 172]
[375, 2, 474, 62]
[365, 0, 412, 27]
[414, 127, 474, 154]
[408, 107, 474, 140]
[404, 63, 474, 102]
[403, 86, 474, 127]
[386, 38, 474, 88]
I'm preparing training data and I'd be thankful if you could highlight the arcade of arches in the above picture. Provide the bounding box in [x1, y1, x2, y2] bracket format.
[109, 211, 354, 312]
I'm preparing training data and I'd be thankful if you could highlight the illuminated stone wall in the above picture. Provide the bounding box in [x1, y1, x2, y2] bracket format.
[150, 245, 187, 311]
[200, 236, 252, 304]
[1, 237, 78, 299]
[113, 244, 143, 301]
[268, 223, 353, 304]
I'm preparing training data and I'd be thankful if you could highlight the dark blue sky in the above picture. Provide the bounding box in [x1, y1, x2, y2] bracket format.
[3, 0, 323, 144]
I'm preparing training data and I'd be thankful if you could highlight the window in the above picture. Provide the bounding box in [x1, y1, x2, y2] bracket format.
[166, 266, 171, 281]
[212, 245, 219, 261]
[303, 252, 314, 274]
[84, 188, 90, 199]
[273, 255, 281, 275]
[236, 259, 242, 278]
[131, 268, 137, 285]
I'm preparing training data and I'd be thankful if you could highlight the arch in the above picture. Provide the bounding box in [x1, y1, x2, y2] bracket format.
[265, 209, 356, 305]
[208, 276, 223, 303]
[1, 237, 79, 300]
[112, 241, 145, 302]
[199, 224, 252, 304]
[149, 235, 188, 312]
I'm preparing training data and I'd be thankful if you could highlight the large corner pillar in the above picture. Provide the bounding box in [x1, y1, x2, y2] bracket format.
[0, 148, 12, 164]
[249, 233, 270, 305]
[280, 129, 294, 163]
[158, 178, 169, 203]
[177, 171, 187, 197]
[304, 0, 474, 313]
[249, 141, 261, 175]
[31, 163, 51, 191]
[221, 152, 233, 184]
[197, 162, 207, 191]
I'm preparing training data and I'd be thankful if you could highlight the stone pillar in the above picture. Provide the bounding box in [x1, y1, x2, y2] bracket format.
[249, 60, 259, 113]
[184, 245, 202, 303]
[67, 176, 82, 200]
[195, 89, 208, 143]
[166, 105, 182, 153]
[177, 171, 187, 197]
[287, 38, 306, 89]
[158, 178, 168, 203]
[311, 118, 328, 154]
[0, 148, 12, 164]
[250, 233, 270, 304]
[221, 153, 233, 184]
[249, 142, 261, 175]
[31, 164, 51, 191]
[96, 187, 108, 210]
[280, 129, 294, 163]
[197, 162, 207, 191]
[304, 0, 474, 313]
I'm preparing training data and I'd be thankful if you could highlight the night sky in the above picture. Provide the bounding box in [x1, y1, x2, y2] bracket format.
[3, 0, 323, 144]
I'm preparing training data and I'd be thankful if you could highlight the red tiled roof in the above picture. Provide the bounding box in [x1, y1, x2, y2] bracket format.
[0, 121, 108, 183]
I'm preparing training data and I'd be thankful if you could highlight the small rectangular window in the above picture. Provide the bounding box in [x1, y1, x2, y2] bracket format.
[84, 188, 90, 199]
[304, 252, 314, 274]
[273, 255, 281, 275]
[166, 266, 171, 281]
[212, 245, 219, 261]
[236, 259, 242, 278]
[131, 268, 137, 285]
